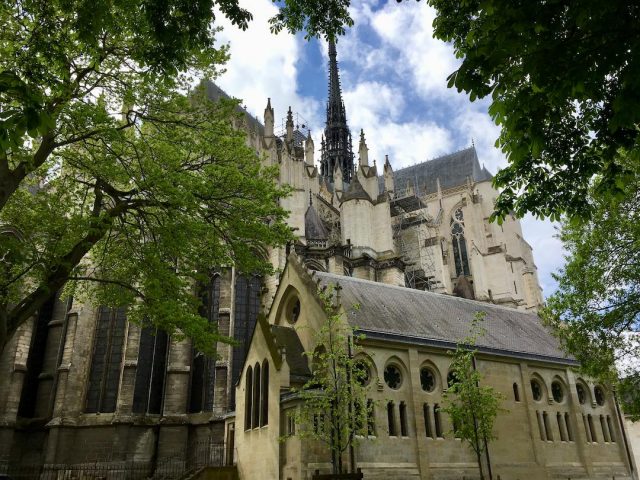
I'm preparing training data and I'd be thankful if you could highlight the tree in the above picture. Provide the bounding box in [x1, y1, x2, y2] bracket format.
[0, 0, 357, 354]
[543, 150, 640, 420]
[292, 284, 371, 475]
[442, 312, 504, 480]
[427, 0, 640, 220]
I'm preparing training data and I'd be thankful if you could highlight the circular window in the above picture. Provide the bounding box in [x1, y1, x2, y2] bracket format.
[531, 379, 542, 401]
[594, 386, 605, 406]
[420, 367, 436, 392]
[285, 297, 301, 324]
[384, 365, 402, 389]
[551, 381, 564, 403]
[354, 360, 371, 387]
[576, 384, 586, 404]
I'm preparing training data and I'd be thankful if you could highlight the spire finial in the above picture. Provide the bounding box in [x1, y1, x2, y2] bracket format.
[320, 36, 354, 184]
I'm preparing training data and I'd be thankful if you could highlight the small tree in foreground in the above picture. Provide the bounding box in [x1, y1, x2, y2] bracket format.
[442, 312, 504, 480]
[293, 284, 372, 475]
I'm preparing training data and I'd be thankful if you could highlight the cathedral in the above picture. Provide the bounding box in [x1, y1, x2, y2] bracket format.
[0, 40, 636, 480]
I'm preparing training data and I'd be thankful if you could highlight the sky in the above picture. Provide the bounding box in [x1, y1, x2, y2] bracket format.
[213, 0, 565, 297]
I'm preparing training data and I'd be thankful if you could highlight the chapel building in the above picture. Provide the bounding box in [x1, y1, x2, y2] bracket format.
[0, 40, 635, 480]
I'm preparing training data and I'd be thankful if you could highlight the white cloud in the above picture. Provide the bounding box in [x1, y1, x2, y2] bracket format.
[520, 215, 564, 295]
[214, 0, 323, 134]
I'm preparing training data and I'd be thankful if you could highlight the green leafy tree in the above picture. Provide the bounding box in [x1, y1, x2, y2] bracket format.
[442, 312, 504, 480]
[0, 87, 292, 354]
[0, 0, 359, 354]
[426, 0, 640, 220]
[292, 285, 371, 475]
[543, 151, 640, 419]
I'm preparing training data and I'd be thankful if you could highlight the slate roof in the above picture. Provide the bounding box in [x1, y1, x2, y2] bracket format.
[305, 204, 329, 240]
[314, 272, 574, 365]
[202, 80, 265, 135]
[379, 146, 493, 196]
[271, 325, 311, 380]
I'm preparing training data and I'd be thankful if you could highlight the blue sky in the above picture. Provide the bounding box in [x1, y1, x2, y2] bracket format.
[214, 0, 565, 297]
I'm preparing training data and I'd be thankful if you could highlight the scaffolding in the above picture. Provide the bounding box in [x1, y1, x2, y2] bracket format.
[391, 186, 443, 291]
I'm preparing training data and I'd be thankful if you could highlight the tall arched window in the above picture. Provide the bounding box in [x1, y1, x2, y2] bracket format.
[244, 366, 252, 431]
[451, 208, 470, 277]
[253, 363, 261, 428]
[261, 360, 269, 426]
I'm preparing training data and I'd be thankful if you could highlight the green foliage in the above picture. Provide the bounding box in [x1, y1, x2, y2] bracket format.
[442, 312, 504, 480]
[542, 151, 640, 419]
[427, 0, 640, 220]
[269, 0, 354, 41]
[0, 86, 292, 355]
[0, 0, 355, 353]
[292, 284, 372, 474]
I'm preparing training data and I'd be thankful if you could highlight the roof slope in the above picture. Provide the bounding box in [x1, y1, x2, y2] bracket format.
[380, 146, 493, 195]
[315, 272, 572, 364]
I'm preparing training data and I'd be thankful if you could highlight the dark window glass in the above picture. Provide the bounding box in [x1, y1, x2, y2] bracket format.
[384, 365, 402, 389]
[434, 404, 443, 438]
[552, 381, 564, 403]
[85, 307, 127, 413]
[423, 404, 433, 438]
[133, 327, 169, 414]
[244, 366, 252, 431]
[531, 379, 542, 401]
[261, 360, 269, 426]
[387, 402, 396, 436]
[230, 275, 261, 409]
[253, 363, 261, 428]
[420, 368, 435, 392]
[18, 297, 57, 418]
[576, 383, 586, 404]
[513, 382, 520, 402]
[188, 275, 221, 413]
[594, 386, 605, 406]
[399, 402, 408, 437]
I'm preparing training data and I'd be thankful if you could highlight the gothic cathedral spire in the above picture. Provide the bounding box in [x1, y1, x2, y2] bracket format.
[320, 38, 354, 184]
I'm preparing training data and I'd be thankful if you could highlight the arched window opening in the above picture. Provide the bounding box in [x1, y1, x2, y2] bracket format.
[565, 413, 574, 441]
[367, 399, 376, 437]
[607, 416, 616, 442]
[582, 414, 592, 442]
[543, 411, 553, 441]
[261, 360, 269, 426]
[513, 382, 520, 402]
[600, 415, 611, 442]
[423, 404, 433, 438]
[531, 379, 543, 401]
[85, 306, 127, 413]
[576, 383, 587, 404]
[594, 386, 605, 406]
[244, 366, 253, 431]
[551, 381, 564, 403]
[133, 326, 169, 414]
[399, 402, 408, 437]
[231, 275, 262, 409]
[557, 412, 567, 441]
[252, 363, 261, 428]
[420, 367, 436, 392]
[384, 364, 402, 390]
[451, 208, 470, 277]
[387, 401, 396, 436]
[189, 274, 221, 413]
[536, 411, 547, 441]
[434, 404, 444, 438]
[588, 414, 598, 442]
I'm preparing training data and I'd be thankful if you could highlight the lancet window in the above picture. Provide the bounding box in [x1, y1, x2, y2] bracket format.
[450, 208, 471, 277]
